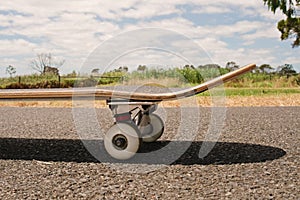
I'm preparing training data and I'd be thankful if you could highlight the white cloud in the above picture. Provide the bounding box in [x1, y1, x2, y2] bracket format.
[0, 39, 37, 56]
[205, 21, 266, 38]
[0, 0, 298, 76]
[283, 56, 300, 65]
[242, 25, 281, 41]
[121, 2, 182, 19]
[191, 5, 232, 14]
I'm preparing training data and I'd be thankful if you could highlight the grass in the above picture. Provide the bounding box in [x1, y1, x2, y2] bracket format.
[0, 74, 61, 89]
[123, 77, 184, 88]
[1, 70, 299, 96]
[198, 87, 300, 97]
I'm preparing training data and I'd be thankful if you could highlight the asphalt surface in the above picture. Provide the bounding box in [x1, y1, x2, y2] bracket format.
[0, 106, 299, 199]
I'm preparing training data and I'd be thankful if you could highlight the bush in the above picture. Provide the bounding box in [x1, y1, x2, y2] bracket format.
[176, 67, 203, 84]
[62, 79, 75, 87]
[4, 80, 69, 89]
[75, 78, 98, 87]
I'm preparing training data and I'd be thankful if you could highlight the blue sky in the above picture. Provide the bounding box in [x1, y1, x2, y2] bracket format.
[0, 1, 299, 77]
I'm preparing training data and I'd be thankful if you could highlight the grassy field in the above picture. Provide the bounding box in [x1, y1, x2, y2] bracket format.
[198, 87, 300, 96]
[0, 68, 299, 96]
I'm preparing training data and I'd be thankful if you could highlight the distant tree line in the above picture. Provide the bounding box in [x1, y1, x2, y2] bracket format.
[92, 61, 299, 85]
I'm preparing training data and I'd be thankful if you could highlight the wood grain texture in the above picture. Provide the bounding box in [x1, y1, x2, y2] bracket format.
[0, 64, 256, 101]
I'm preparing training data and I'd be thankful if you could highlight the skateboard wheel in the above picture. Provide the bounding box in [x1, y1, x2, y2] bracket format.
[142, 114, 164, 143]
[104, 122, 141, 160]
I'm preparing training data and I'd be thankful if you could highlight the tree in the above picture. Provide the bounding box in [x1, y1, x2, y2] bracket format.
[115, 66, 128, 72]
[121, 66, 128, 72]
[30, 53, 65, 74]
[259, 64, 274, 73]
[183, 64, 195, 69]
[277, 64, 297, 77]
[44, 66, 59, 75]
[6, 65, 16, 77]
[201, 64, 221, 69]
[137, 65, 147, 72]
[263, 0, 300, 47]
[225, 61, 239, 71]
[178, 65, 203, 83]
[66, 70, 77, 77]
[198, 64, 221, 78]
[91, 68, 100, 74]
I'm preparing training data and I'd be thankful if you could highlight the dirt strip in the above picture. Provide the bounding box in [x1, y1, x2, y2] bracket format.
[0, 94, 299, 107]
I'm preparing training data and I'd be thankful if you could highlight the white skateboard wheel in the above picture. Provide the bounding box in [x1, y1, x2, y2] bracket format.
[104, 123, 141, 160]
[142, 114, 164, 143]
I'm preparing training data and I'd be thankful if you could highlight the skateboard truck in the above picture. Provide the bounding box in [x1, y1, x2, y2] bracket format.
[104, 99, 164, 160]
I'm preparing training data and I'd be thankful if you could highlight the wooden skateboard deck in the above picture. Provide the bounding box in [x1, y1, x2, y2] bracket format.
[0, 64, 256, 101]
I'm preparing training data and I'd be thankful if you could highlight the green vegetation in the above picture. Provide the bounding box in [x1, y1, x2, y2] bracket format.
[0, 64, 299, 97]
[263, 0, 300, 47]
[224, 72, 300, 88]
[0, 74, 68, 89]
[198, 88, 300, 97]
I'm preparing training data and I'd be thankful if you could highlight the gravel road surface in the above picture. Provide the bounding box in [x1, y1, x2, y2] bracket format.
[0, 106, 299, 199]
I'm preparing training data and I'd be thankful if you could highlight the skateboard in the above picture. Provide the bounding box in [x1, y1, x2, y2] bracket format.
[0, 64, 256, 160]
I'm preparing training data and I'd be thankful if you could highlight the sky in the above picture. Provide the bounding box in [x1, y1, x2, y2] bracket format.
[0, 0, 299, 77]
